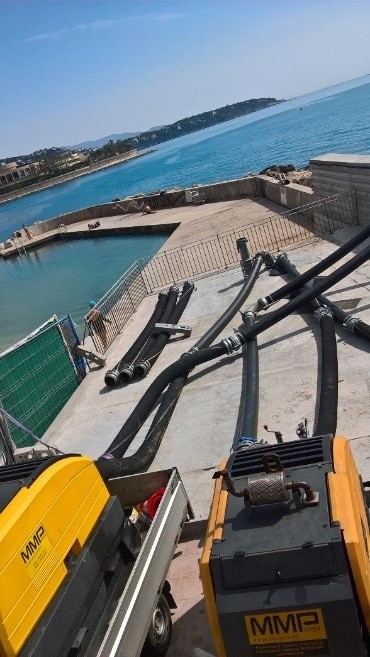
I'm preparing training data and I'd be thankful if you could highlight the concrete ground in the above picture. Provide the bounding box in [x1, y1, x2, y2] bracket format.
[2, 196, 307, 258]
[43, 225, 369, 657]
[45, 231, 370, 515]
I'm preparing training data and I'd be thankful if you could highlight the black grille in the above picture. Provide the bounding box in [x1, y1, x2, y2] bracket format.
[228, 436, 331, 478]
[0, 459, 46, 484]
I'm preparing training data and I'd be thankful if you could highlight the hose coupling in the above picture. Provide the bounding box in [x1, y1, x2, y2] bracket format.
[257, 297, 270, 310]
[343, 315, 361, 333]
[233, 436, 257, 452]
[104, 369, 120, 387]
[261, 251, 276, 268]
[275, 251, 288, 263]
[119, 363, 135, 383]
[222, 332, 243, 355]
[314, 305, 334, 322]
[134, 360, 151, 377]
[100, 452, 115, 460]
[187, 347, 199, 355]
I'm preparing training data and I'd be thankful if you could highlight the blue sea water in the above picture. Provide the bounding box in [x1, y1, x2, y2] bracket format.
[0, 76, 369, 351]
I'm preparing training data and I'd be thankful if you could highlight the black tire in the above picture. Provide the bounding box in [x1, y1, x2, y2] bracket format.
[141, 593, 172, 656]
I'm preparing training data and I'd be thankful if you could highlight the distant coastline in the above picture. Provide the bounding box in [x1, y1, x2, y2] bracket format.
[0, 150, 152, 206]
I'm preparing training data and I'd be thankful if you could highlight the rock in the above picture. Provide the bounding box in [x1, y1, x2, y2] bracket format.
[259, 163, 295, 175]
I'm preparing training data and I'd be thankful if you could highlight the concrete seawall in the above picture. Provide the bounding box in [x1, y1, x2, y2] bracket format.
[7, 174, 313, 237]
[7, 161, 364, 259]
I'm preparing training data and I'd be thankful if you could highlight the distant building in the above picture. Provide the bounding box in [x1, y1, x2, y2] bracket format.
[0, 161, 43, 187]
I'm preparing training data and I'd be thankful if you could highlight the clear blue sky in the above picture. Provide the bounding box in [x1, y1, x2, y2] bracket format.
[1, 0, 370, 158]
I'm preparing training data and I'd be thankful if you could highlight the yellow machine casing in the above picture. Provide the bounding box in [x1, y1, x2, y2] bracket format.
[200, 438, 370, 657]
[0, 456, 109, 657]
[327, 436, 370, 632]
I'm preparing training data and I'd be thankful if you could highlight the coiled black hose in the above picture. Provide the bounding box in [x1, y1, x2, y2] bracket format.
[134, 281, 194, 378]
[104, 291, 169, 386]
[97, 255, 264, 474]
[96, 246, 369, 477]
[260, 224, 370, 308]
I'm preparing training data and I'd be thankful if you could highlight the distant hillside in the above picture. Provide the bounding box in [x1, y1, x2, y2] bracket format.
[69, 132, 139, 150]
[69, 125, 164, 150]
[124, 97, 283, 151]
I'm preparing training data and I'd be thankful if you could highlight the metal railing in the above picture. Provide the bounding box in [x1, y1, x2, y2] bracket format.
[85, 191, 358, 352]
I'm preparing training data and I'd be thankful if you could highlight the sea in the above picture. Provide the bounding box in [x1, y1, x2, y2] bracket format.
[0, 76, 369, 351]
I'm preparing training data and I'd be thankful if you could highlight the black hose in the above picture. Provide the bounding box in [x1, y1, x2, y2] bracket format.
[274, 253, 339, 437]
[131, 284, 180, 378]
[104, 291, 169, 386]
[260, 224, 370, 307]
[312, 309, 338, 437]
[233, 312, 259, 451]
[96, 246, 368, 474]
[134, 281, 194, 378]
[276, 253, 370, 343]
[194, 255, 263, 351]
[98, 256, 264, 471]
[243, 246, 369, 342]
[97, 344, 225, 468]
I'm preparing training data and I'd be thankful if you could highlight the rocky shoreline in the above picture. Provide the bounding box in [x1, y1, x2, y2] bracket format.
[0, 150, 150, 206]
[259, 163, 312, 187]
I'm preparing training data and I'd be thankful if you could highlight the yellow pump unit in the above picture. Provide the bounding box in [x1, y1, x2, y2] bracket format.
[0, 455, 141, 657]
[200, 435, 370, 657]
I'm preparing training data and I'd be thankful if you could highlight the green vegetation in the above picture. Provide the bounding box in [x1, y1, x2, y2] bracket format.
[125, 97, 282, 150]
[1, 96, 282, 195]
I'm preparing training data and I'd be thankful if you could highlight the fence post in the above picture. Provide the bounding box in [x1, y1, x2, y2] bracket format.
[139, 259, 151, 294]
[217, 234, 228, 267]
[164, 251, 176, 282]
[124, 281, 136, 311]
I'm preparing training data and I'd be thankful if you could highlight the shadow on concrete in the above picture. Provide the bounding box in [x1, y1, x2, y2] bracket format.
[168, 599, 216, 657]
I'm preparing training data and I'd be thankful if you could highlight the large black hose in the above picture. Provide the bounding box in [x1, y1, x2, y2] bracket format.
[260, 224, 370, 308]
[193, 254, 263, 351]
[275, 255, 338, 437]
[132, 285, 179, 370]
[232, 312, 259, 451]
[276, 253, 370, 344]
[243, 246, 369, 341]
[312, 309, 338, 437]
[96, 246, 368, 476]
[104, 291, 169, 386]
[134, 281, 194, 378]
[99, 256, 264, 475]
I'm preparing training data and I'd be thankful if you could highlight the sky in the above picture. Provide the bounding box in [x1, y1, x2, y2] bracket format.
[1, 0, 370, 158]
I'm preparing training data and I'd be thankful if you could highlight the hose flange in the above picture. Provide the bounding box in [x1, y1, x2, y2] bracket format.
[134, 360, 151, 378]
[104, 369, 120, 387]
[119, 363, 135, 383]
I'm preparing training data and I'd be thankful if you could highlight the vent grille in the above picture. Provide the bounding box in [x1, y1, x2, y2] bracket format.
[229, 437, 327, 478]
[0, 460, 45, 484]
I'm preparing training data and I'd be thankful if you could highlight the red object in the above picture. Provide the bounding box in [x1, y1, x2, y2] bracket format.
[138, 486, 166, 519]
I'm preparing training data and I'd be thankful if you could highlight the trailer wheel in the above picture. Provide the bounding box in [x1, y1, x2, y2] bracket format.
[142, 594, 172, 656]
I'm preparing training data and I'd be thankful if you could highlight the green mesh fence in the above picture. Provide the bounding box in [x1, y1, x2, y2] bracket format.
[0, 319, 79, 447]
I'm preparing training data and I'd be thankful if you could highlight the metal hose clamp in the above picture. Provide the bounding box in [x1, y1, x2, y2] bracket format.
[343, 315, 361, 333]
[222, 333, 243, 355]
[314, 305, 334, 322]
